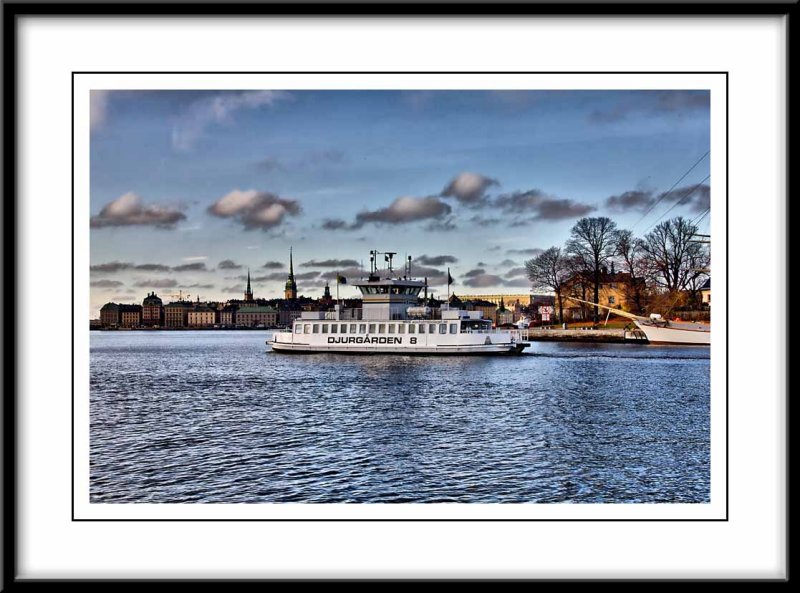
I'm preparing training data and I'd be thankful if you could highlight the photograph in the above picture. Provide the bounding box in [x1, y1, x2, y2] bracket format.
[84, 82, 717, 511]
[6, 7, 787, 582]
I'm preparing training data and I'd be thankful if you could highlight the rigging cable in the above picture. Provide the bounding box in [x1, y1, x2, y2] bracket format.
[647, 175, 711, 229]
[632, 150, 710, 230]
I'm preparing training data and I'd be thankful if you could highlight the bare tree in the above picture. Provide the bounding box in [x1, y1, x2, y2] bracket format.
[641, 216, 710, 310]
[565, 216, 619, 322]
[615, 229, 649, 313]
[525, 247, 571, 323]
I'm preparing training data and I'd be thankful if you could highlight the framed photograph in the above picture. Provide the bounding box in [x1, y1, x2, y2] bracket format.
[3, 2, 790, 583]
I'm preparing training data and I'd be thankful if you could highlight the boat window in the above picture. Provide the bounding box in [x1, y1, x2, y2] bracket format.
[439, 324, 447, 334]
[429, 324, 437, 334]
[321, 324, 328, 334]
[378, 324, 386, 333]
[312, 324, 319, 334]
[350, 324, 357, 333]
[304, 324, 310, 334]
[398, 324, 405, 334]
[358, 323, 366, 334]
[330, 324, 337, 334]
[450, 323, 458, 334]
[294, 324, 302, 334]
[408, 324, 416, 334]
[368, 323, 376, 333]
[340, 324, 348, 333]
[378, 286, 388, 294]
[388, 324, 395, 334]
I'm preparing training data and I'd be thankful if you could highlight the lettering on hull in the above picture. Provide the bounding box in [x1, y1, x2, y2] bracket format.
[327, 336, 411, 345]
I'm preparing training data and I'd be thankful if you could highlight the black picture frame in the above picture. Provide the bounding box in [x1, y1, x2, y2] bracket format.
[2, 1, 792, 585]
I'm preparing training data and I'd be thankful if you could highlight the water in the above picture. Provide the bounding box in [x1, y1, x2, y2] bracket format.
[90, 331, 710, 504]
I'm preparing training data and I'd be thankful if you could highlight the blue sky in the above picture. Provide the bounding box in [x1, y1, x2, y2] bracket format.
[89, 89, 710, 317]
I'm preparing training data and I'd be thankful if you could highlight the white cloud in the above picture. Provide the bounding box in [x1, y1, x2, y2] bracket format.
[91, 192, 186, 229]
[441, 172, 499, 205]
[207, 189, 301, 231]
[172, 90, 290, 151]
[355, 196, 451, 226]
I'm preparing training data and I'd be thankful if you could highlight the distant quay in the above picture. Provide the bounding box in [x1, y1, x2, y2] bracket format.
[523, 328, 646, 343]
[91, 326, 277, 331]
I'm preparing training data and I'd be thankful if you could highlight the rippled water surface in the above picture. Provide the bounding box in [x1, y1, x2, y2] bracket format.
[90, 331, 710, 503]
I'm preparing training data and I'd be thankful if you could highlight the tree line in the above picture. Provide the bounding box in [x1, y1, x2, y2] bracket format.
[524, 216, 710, 323]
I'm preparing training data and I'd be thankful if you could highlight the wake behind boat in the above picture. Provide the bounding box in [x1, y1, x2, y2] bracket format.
[568, 297, 710, 346]
[269, 251, 529, 355]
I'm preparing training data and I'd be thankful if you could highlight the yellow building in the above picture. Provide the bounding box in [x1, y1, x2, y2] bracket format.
[562, 271, 643, 320]
[700, 278, 711, 307]
[164, 302, 191, 327]
[188, 307, 218, 327]
[119, 304, 142, 328]
[458, 294, 531, 307]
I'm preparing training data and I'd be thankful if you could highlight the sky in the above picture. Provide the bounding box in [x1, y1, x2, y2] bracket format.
[89, 89, 710, 317]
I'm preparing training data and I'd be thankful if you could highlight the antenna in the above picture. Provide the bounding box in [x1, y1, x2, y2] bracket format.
[385, 251, 396, 275]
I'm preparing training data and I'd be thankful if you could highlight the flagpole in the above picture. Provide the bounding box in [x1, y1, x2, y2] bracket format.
[447, 267, 450, 303]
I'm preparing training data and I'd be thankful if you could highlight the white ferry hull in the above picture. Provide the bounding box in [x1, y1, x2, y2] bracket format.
[633, 320, 710, 345]
[270, 342, 527, 355]
[269, 333, 529, 355]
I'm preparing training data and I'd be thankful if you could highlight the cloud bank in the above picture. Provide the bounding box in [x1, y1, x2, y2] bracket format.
[208, 189, 302, 231]
[91, 192, 186, 229]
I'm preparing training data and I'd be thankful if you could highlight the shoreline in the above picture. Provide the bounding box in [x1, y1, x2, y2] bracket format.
[91, 326, 650, 343]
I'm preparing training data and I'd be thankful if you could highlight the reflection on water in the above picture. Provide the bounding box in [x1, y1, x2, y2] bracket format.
[90, 331, 710, 503]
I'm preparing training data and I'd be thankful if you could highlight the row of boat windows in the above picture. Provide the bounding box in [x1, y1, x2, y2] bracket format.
[295, 322, 459, 335]
[359, 286, 421, 295]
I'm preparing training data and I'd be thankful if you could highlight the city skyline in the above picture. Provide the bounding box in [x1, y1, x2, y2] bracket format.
[90, 89, 711, 317]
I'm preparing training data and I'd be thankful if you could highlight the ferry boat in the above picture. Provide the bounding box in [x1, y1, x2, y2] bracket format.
[269, 251, 530, 355]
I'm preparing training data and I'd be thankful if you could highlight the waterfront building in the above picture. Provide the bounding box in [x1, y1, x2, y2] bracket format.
[220, 304, 238, 326]
[448, 293, 464, 309]
[562, 269, 644, 320]
[100, 303, 120, 327]
[188, 306, 218, 327]
[119, 304, 142, 328]
[278, 308, 302, 327]
[237, 305, 278, 327]
[496, 298, 514, 326]
[320, 283, 333, 307]
[164, 301, 191, 327]
[285, 247, 297, 300]
[700, 278, 711, 308]
[464, 299, 498, 325]
[458, 293, 532, 308]
[141, 292, 163, 326]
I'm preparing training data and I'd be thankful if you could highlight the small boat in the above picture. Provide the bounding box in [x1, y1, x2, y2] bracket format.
[568, 298, 710, 346]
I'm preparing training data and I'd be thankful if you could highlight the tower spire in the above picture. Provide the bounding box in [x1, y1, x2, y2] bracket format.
[245, 268, 254, 302]
[284, 247, 297, 300]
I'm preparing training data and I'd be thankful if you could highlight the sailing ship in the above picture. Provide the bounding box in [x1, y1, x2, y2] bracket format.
[569, 298, 710, 345]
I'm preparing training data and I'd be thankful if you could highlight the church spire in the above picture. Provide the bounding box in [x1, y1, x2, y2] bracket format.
[245, 268, 254, 302]
[284, 247, 297, 300]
